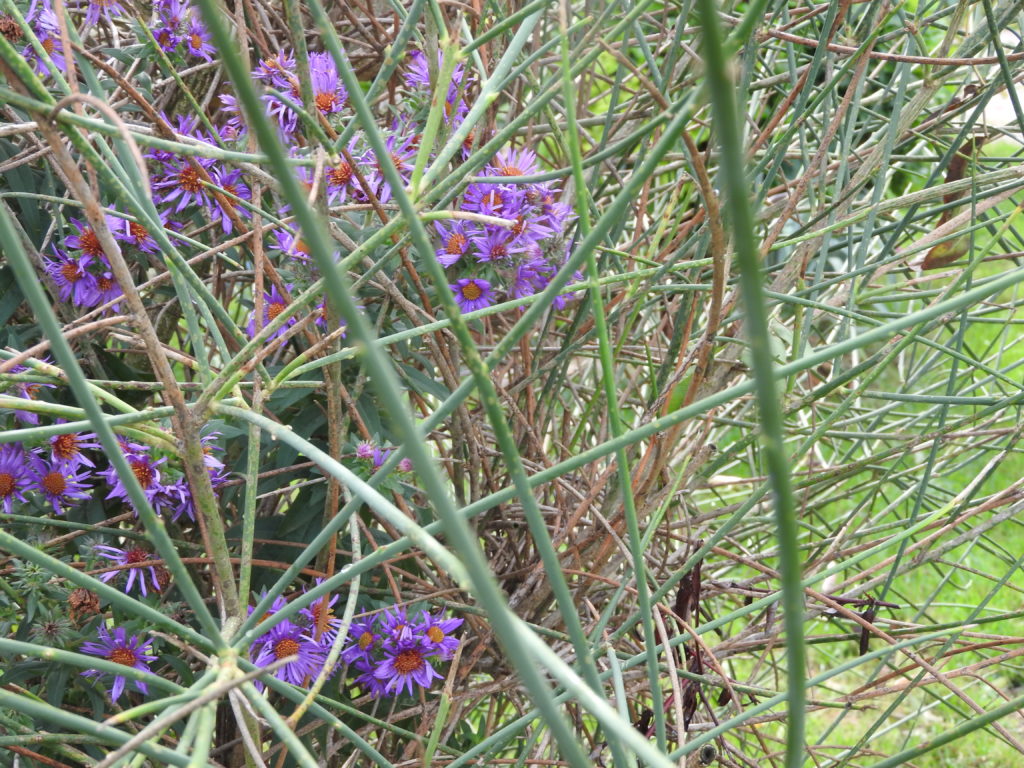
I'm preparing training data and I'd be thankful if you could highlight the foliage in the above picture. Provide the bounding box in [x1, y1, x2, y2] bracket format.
[1, 0, 1024, 766]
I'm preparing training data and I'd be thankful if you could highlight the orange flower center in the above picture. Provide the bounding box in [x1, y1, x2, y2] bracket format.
[329, 163, 352, 185]
[0, 473, 15, 497]
[60, 263, 82, 282]
[42, 38, 54, 54]
[97, 276, 115, 292]
[481, 191, 503, 211]
[394, 649, 424, 674]
[52, 433, 80, 460]
[267, 302, 286, 322]
[178, 166, 202, 193]
[78, 229, 104, 257]
[108, 647, 137, 666]
[130, 460, 154, 489]
[426, 626, 445, 643]
[274, 637, 300, 659]
[499, 165, 523, 177]
[190, 33, 202, 49]
[358, 631, 374, 651]
[293, 239, 310, 255]
[461, 282, 482, 300]
[315, 92, 337, 113]
[129, 222, 149, 241]
[41, 471, 67, 495]
[445, 233, 466, 255]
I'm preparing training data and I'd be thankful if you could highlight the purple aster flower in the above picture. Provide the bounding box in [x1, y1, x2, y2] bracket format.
[368, 132, 416, 203]
[326, 157, 360, 205]
[82, 0, 126, 27]
[378, 606, 413, 646]
[451, 278, 495, 313]
[251, 622, 328, 690]
[34, 462, 92, 514]
[22, 5, 66, 75]
[433, 220, 472, 267]
[102, 448, 165, 507]
[373, 635, 443, 697]
[371, 447, 391, 469]
[248, 592, 290, 642]
[508, 212, 556, 245]
[397, 458, 413, 473]
[403, 48, 466, 93]
[511, 252, 554, 300]
[47, 421, 100, 471]
[115, 214, 160, 253]
[350, 656, 387, 697]
[486, 146, 540, 178]
[3, 362, 57, 425]
[471, 228, 524, 263]
[301, 581, 344, 645]
[461, 183, 524, 217]
[153, 475, 195, 522]
[65, 215, 119, 260]
[184, 18, 214, 60]
[154, 0, 188, 28]
[247, 284, 296, 340]
[80, 625, 157, 702]
[152, 157, 216, 213]
[309, 51, 347, 115]
[207, 166, 250, 233]
[44, 250, 97, 307]
[94, 544, 163, 596]
[90, 265, 123, 310]
[313, 300, 346, 336]
[340, 617, 380, 665]
[272, 229, 311, 262]
[0, 443, 41, 514]
[254, 50, 296, 88]
[218, 93, 248, 139]
[153, 24, 181, 52]
[418, 610, 463, 659]
[354, 442, 374, 460]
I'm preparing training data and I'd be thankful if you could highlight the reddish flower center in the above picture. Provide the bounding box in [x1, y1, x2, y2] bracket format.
[463, 132, 475, 151]
[125, 548, 149, 564]
[52, 433, 80, 460]
[445, 233, 466, 255]
[189, 33, 202, 50]
[42, 37, 55, 54]
[177, 166, 202, 193]
[293, 239, 310, 255]
[156, 30, 172, 47]
[274, 637, 300, 659]
[78, 229, 104, 257]
[130, 460, 154, 489]
[358, 631, 375, 651]
[223, 182, 239, 200]
[60, 262, 82, 283]
[481, 191, 503, 211]
[97, 276, 115, 293]
[315, 92, 337, 113]
[267, 302, 286, 322]
[129, 222, 149, 242]
[460, 282, 483, 300]
[511, 217, 526, 237]
[489, 243, 508, 259]
[394, 649, 424, 674]
[41, 471, 67, 496]
[426, 626, 445, 643]
[108, 647, 137, 666]
[0, 473, 15, 497]
[329, 163, 352, 186]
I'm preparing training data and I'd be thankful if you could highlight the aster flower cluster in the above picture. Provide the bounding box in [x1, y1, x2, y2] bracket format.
[220, 49, 347, 141]
[43, 216, 127, 312]
[439, 146, 580, 314]
[80, 624, 157, 702]
[152, 0, 215, 61]
[0, 411, 226, 522]
[342, 606, 462, 698]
